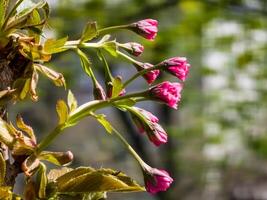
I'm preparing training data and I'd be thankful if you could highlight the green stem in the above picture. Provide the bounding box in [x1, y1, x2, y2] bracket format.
[68, 91, 146, 124]
[36, 91, 147, 153]
[117, 51, 141, 65]
[112, 127, 145, 165]
[123, 65, 161, 88]
[98, 50, 113, 82]
[98, 25, 129, 35]
[36, 125, 65, 154]
[2, 0, 25, 30]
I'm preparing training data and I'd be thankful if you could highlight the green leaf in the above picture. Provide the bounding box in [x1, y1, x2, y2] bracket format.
[55, 167, 144, 193]
[47, 168, 72, 183]
[56, 100, 69, 125]
[94, 114, 113, 134]
[22, 155, 40, 176]
[0, 0, 8, 28]
[102, 41, 118, 57]
[0, 118, 15, 148]
[6, 0, 49, 31]
[44, 37, 68, 54]
[16, 115, 36, 142]
[80, 22, 98, 42]
[113, 98, 136, 108]
[34, 64, 66, 87]
[0, 153, 5, 186]
[36, 163, 47, 198]
[19, 78, 31, 100]
[111, 77, 123, 98]
[39, 151, 73, 166]
[67, 90, 78, 113]
[76, 49, 93, 78]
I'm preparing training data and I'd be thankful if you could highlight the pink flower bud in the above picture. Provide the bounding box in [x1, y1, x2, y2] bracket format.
[130, 19, 158, 41]
[149, 81, 183, 109]
[130, 107, 167, 146]
[134, 63, 160, 84]
[143, 166, 173, 194]
[121, 42, 144, 56]
[160, 57, 190, 81]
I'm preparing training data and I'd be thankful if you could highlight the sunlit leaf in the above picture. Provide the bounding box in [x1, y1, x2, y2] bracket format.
[0, 0, 8, 28]
[22, 155, 40, 176]
[67, 90, 78, 113]
[47, 167, 73, 181]
[29, 69, 39, 101]
[0, 153, 5, 186]
[102, 41, 118, 57]
[36, 163, 47, 199]
[76, 49, 93, 78]
[19, 78, 31, 100]
[55, 167, 144, 193]
[111, 76, 123, 98]
[80, 21, 98, 42]
[0, 118, 14, 148]
[44, 37, 68, 54]
[34, 64, 66, 87]
[16, 114, 36, 143]
[56, 100, 69, 125]
[93, 114, 113, 134]
[39, 151, 73, 166]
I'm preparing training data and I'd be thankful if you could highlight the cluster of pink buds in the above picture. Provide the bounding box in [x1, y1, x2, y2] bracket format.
[121, 19, 191, 194]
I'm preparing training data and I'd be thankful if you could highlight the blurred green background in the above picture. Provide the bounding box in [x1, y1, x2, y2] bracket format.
[13, 0, 267, 199]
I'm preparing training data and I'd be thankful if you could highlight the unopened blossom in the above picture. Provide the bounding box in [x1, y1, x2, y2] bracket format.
[149, 81, 183, 109]
[130, 107, 167, 146]
[121, 42, 144, 56]
[134, 63, 160, 84]
[130, 19, 158, 40]
[160, 57, 190, 81]
[143, 165, 173, 194]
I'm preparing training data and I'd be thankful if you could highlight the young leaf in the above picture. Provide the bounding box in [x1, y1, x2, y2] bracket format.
[16, 115, 36, 143]
[0, 118, 15, 148]
[0, 0, 8, 28]
[76, 49, 93, 78]
[0, 153, 5, 186]
[19, 78, 31, 100]
[55, 167, 144, 193]
[21, 155, 40, 176]
[67, 90, 78, 112]
[47, 167, 73, 181]
[30, 69, 39, 101]
[36, 163, 47, 199]
[44, 37, 68, 54]
[56, 100, 69, 125]
[111, 76, 123, 98]
[102, 41, 118, 57]
[38, 151, 73, 166]
[34, 64, 66, 87]
[93, 114, 113, 134]
[80, 21, 98, 43]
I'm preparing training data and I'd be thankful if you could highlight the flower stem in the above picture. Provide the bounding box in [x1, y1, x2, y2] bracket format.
[112, 127, 145, 165]
[36, 125, 65, 154]
[123, 65, 161, 88]
[36, 91, 147, 153]
[98, 25, 129, 35]
[117, 51, 141, 65]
